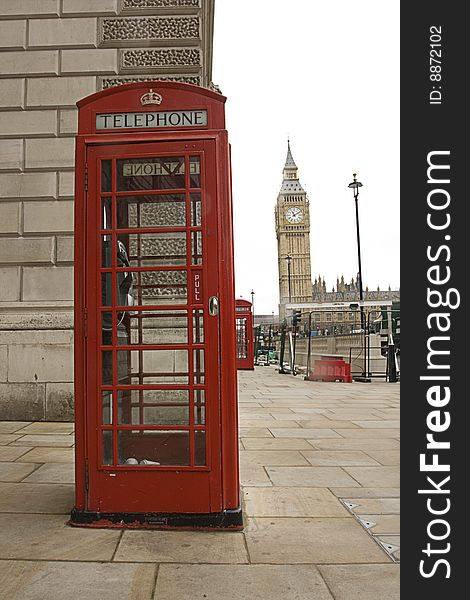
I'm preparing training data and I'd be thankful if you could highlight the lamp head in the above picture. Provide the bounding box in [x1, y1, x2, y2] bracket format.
[348, 173, 363, 190]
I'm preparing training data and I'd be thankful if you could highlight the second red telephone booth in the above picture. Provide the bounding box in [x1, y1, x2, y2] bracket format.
[71, 82, 242, 529]
[235, 299, 254, 370]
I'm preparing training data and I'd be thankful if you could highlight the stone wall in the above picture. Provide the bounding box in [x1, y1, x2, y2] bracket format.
[294, 333, 387, 378]
[0, 0, 214, 420]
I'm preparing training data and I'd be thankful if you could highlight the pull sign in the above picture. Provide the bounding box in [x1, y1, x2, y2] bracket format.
[192, 270, 203, 304]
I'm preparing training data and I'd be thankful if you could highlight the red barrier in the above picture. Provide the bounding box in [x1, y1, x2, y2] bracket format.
[308, 359, 352, 383]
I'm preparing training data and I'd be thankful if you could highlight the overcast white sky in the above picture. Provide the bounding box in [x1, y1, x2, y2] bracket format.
[212, 1, 400, 315]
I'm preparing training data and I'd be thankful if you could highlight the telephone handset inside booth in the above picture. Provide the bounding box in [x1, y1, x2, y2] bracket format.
[101, 238, 134, 308]
[101, 239, 134, 389]
[101, 197, 134, 316]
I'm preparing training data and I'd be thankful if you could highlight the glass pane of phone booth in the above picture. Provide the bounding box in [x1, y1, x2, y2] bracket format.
[99, 154, 206, 468]
[236, 317, 248, 359]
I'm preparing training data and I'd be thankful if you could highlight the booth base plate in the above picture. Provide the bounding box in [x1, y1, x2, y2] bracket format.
[69, 507, 243, 530]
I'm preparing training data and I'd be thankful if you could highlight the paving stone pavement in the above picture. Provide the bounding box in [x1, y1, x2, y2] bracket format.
[0, 366, 400, 599]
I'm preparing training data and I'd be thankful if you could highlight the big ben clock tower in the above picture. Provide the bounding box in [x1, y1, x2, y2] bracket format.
[275, 141, 312, 319]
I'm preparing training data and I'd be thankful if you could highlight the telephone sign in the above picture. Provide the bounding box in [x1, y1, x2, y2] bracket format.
[96, 109, 208, 130]
[71, 82, 241, 529]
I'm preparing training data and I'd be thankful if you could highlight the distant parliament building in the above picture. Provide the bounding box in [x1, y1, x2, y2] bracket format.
[275, 142, 399, 329]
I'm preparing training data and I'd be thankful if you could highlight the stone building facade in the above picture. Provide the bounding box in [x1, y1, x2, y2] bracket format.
[310, 276, 400, 333]
[312, 275, 400, 304]
[0, 0, 215, 421]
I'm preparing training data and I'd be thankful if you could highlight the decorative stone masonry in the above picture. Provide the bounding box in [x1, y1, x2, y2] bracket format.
[121, 48, 200, 70]
[101, 75, 201, 89]
[101, 16, 200, 44]
[122, 0, 200, 9]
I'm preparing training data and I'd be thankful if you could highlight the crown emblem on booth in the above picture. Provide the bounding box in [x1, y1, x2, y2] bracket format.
[140, 89, 163, 106]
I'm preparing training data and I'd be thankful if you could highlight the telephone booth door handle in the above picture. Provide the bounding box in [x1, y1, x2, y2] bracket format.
[209, 296, 219, 316]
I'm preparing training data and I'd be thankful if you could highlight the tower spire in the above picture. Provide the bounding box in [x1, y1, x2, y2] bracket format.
[284, 138, 297, 170]
[281, 139, 303, 188]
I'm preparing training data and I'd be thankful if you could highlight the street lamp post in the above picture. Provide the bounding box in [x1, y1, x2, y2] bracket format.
[304, 310, 314, 380]
[250, 289, 257, 365]
[271, 310, 275, 364]
[266, 322, 272, 367]
[285, 254, 297, 375]
[348, 174, 369, 381]
[285, 255, 292, 303]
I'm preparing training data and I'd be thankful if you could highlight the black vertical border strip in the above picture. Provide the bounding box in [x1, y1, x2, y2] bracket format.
[401, 3, 467, 595]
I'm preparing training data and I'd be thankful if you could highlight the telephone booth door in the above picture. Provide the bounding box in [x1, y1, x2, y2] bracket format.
[235, 299, 254, 370]
[71, 82, 241, 528]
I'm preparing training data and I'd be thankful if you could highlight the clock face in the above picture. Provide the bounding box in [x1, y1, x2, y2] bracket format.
[286, 206, 304, 224]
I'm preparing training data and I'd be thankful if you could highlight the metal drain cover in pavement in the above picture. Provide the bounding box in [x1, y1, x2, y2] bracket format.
[379, 540, 400, 555]
[359, 518, 377, 530]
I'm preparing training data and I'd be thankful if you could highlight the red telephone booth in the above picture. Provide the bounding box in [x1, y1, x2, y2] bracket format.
[71, 82, 241, 529]
[235, 299, 254, 370]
